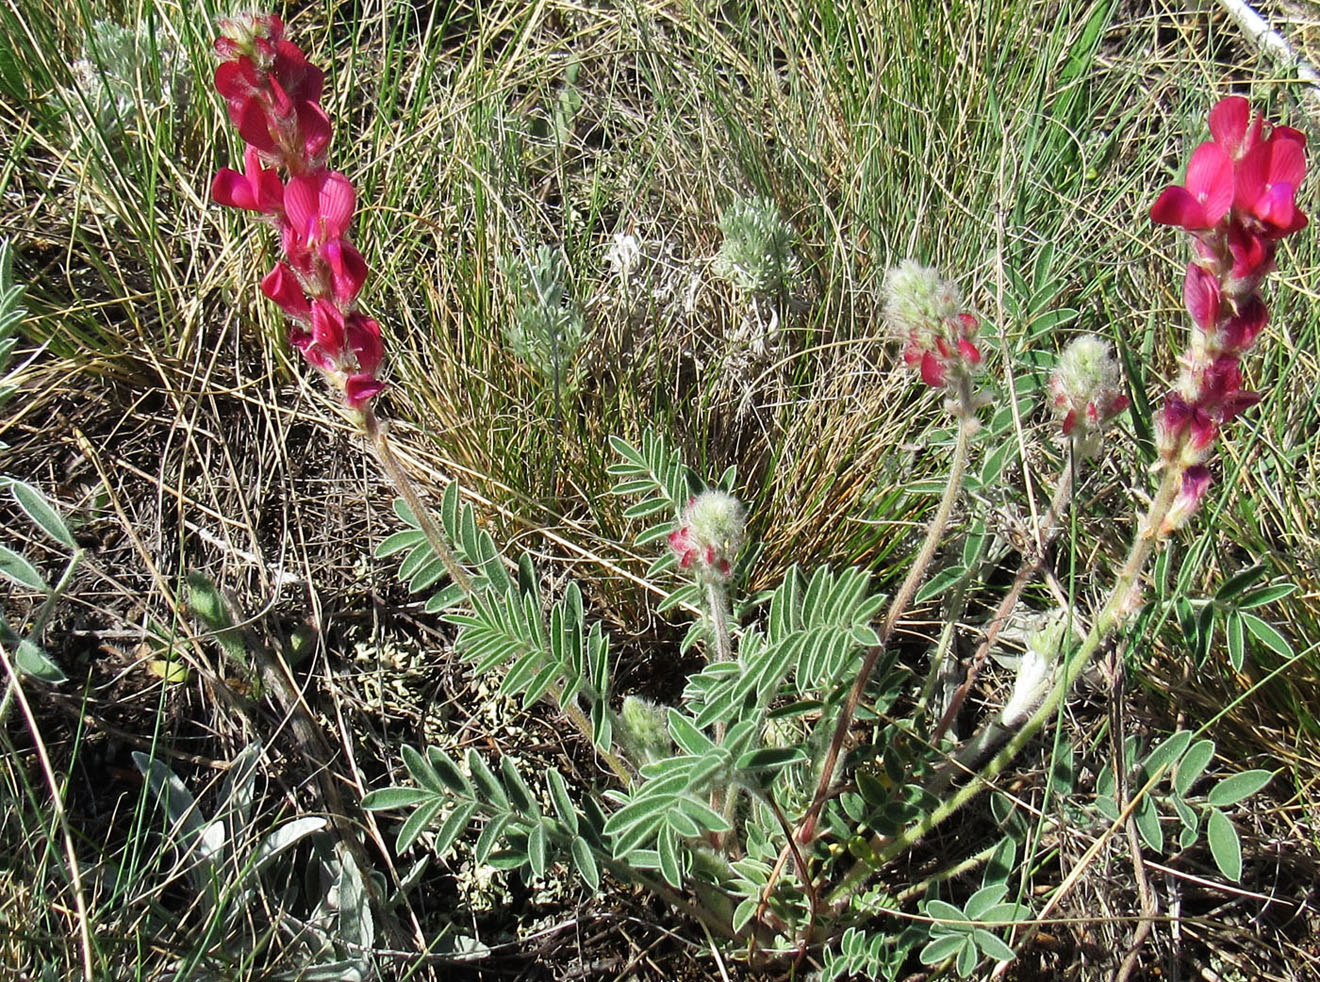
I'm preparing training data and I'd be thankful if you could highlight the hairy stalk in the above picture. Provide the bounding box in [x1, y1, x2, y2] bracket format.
[828, 463, 1181, 908]
[362, 405, 473, 596]
[706, 577, 737, 827]
[706, 579, 735, 665]
[555, 684, 634, 786]
[927, 450, 1077, 747]
[795, 415, 974, 844]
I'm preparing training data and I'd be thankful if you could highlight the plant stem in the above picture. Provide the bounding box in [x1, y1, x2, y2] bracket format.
[706, 579, 734, 665]
[362, 405, 473, 596]
[827, 463, 1181, 909]
[927, 451, 1077, 747]
[705, 578, 737, 827]
[794, 416, 975, 843]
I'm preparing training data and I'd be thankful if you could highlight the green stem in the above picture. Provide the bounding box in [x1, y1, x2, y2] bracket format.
[927, 452, 1077, 747]
[705, 577, 736, 827]
[363, 406, 473, 596]
[827, 464, 1181, 909]
[795, 416, 975, 842]
[706, 579, 734, 665]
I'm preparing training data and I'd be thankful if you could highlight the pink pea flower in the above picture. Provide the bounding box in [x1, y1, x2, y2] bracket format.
[1150, 141, 1235, 231]
[212, 145, 285, 216]
[260, 263, 312, 322]
[1148, 96, 1306, 530]
[1208, 96, 1263, 161]
[211, 15, 386, 413]
[1235, 131, 1308, 237]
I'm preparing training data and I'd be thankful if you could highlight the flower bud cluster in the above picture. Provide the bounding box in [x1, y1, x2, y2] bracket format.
[1150, 97, 1307, 529]
[668, 491, 747, 584]
[210, 14, 384, 412]
[1048, 335, 1129, 458]
[882, 260, 982, 392]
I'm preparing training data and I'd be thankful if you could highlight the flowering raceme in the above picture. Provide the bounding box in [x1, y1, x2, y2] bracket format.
[210, 14, 383, 412]
[881, 260, 983, 403]
[1150, 96, 1307, 529]
[1048, 335, 1129, 458]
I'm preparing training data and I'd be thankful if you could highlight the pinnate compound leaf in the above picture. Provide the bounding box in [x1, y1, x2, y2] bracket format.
[1241, 613, 1293, 658]
[402, 745, 447, 795]
[467, 751, 509, 809]
[1215, 563, 1266, 601]
[397, 798, 444, 853]
[12, 481, 76, 548]
[657, 827, 682, 886]
[546, 769, 578, 833]
[426, 748, 472, 794]
[675, 795, 732, 834]
[1134, 795, 1163, 853]
[734, 746, 805, 773]
[1174, 739, 1215, 797]
[375, 529, 426, 559]
[1171, 793, 1199, 832]
[963, 884, 1007, 920]
[433, 802, 477, 857]
[1237, 583, 1297, 608]
[925, 899, 968, 925]
[1206, 807, 1242, 881]
[474, 813, 511, 864]
[528, 821, 549, 878]
[732, 897, 759, 935]
[1226, 611, 1246, 671]
[500, 756, 539, 816]
[1143, 730, 1192, 776]
[668, 710, 715, 755]
[1207, 769, 1273, 808]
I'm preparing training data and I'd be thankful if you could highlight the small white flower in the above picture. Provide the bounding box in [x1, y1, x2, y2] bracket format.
[605, 232, 641, 278]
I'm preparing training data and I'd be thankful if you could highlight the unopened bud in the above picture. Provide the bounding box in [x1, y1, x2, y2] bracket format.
[883, 261, 983, 392]
[215, 12, 284, 64]
[1049, 335, 1129, 457]
[618, 696, 673, 763]
[882, 260, 962, 335]
[1160, 465, 1213, 534]
[669, 490, 746, 582]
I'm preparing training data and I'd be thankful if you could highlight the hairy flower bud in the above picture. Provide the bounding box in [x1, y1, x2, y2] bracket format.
[882, 260, 961, 333]
[1048, 335, 1129, 457]
[1161, 465, 1214, 534]
[618, 696, 673, 763]
[883, 260, 983, 397]
[669, 490, 747, 582]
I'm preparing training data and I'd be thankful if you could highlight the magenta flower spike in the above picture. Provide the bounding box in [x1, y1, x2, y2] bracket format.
[210, 14, 384, 413]
[1150, 96, 1307, 529]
